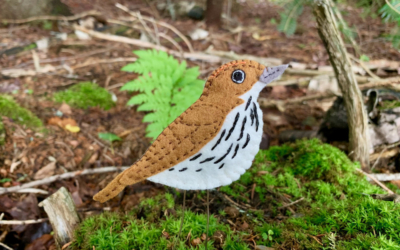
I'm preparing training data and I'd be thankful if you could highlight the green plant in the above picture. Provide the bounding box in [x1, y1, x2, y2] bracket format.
[0, 95, 43, 128]
[53, 82, 115, 110]
[72, 193, 251, 250]
[121, 50, 204, 139]
[379, 0, 400, 48]
[98, 132, 121, 143]
[98, 132, 121, 154]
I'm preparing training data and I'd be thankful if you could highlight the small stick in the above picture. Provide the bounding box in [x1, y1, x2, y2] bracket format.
[205, 190, 209, 250]
[0, 166, 129, 195]
[0, 218, 48, 225]
[115, 3, 194, 52]
[73, 25, 220, 63]
[0, 242, 13, 250]
[279, 197, 304, 209]
[1, 10, 101, 24]
[356, 169, 394, 194]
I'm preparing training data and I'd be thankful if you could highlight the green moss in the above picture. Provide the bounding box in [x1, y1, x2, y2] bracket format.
[0, 95, 43, 128]
[75, 139, 399, 249]
[223, 139, 397, 249]
[379, 100, 400, 110]
[53, 82, 115, 110]
[73, 193, 250, 250]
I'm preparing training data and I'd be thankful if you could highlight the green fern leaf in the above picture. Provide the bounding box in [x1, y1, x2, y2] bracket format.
[278, 0, 305, 36]
[380, 0, 400, 23]
[121, 49, 204, 139]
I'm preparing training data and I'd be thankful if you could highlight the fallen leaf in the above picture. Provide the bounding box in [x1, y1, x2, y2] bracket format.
[191, 238, 202, 246]
[65, 124, 80, 133]
[34, 161, 56, 180]
[58, 103, 72, 115]
[224, 206, 240, 218]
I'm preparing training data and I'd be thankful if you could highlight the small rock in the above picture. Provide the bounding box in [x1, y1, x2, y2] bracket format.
[224, 206, 240, 218]
[187, 6, 204, 20]
[189, 28, 209, 41]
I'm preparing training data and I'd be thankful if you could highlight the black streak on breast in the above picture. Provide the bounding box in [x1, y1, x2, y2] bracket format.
[225, 113, 240, 141]
[211, 129, 226, 150]
[214, 144, 233, 164]
[200, 157, 215, 164]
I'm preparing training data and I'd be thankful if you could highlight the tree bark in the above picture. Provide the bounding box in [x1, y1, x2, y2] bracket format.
[39, 187, 81, 249]
[313, 0, 370, 168]
[205, 0, 224, 30]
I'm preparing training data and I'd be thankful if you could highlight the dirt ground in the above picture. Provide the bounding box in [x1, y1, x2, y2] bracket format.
[0, 0, 400, 249]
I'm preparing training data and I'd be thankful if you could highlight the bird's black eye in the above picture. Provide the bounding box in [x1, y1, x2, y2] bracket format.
[231, 70, 245, 84]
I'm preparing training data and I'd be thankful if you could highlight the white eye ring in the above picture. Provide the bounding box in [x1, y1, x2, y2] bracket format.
[231, 69, 245, 84]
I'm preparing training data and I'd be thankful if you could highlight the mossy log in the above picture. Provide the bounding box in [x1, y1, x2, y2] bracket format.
[39, 187, 81, 249]
[313, 0, 370, 168]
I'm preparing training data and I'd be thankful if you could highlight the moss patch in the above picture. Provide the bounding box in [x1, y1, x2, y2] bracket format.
[222, 139, 398, 249]
[0, 95, 43, 128]
[379, 100, 400, 110]
[74, 139, 399, 249]
[72, 193, 250, 250]
[53, 82, 115, 110]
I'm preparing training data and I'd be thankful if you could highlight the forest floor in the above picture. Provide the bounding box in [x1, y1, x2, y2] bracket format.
[0, 0, 400, 249]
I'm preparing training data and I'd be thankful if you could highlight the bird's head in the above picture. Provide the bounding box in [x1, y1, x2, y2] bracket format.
[200, 60, 288, 101]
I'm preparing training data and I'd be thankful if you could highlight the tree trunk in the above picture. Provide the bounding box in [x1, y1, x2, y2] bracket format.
[39, 187, 81, 249]
[313, 0, 370, 169]
[205, 0, 224, 30]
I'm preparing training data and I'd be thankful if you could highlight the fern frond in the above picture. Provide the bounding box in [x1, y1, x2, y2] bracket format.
[379, 0, 400, 22]
[278, 0, 305, 36]
[121, 49, 204, 139]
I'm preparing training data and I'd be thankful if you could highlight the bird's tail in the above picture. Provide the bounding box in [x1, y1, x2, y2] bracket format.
[93, 171, 127, 203]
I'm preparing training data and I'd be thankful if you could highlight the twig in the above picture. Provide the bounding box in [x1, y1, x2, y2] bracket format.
[116, 3, 194, 52]
[71, 57, 137, 70]
[259, 77, 400, 108]
[366, 173, 400, 182]
[0, 242, 13, 250]
[0, 218, 48, 225]
[356, 169, 394, 194]
[349, 54, 380, 80]
[1, 10, 101, 24]
[0, 166, 129, 195]
[385, 0, 400, 16]
[279, 197, 304, 209]
[73, 25, 220, 63]
[17, 188, 49, 195]
[370, 147, 387, 171]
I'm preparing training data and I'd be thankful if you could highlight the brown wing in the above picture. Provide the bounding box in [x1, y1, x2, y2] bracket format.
[93, 100, 242, 203]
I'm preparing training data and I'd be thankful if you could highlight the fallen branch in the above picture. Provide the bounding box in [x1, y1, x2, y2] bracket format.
[0, 218, 48, 225]
[0, 166, 129, 195]
[259, 77, 400, 108]
[73, 25, 220, 63]
[356, 169, 394, 194]
[115, 3, 194, 52]
[366, 173, 400, 182]
[0, 242, 12, 250]
[1, 10, 101, 24]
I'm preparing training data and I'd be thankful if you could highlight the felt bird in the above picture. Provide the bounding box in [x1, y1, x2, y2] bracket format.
[94, 60, 288, 203]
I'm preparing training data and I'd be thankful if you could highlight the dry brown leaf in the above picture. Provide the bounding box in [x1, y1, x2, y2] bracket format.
[34, 161, 56, 180]
[58, 103, 72, 115]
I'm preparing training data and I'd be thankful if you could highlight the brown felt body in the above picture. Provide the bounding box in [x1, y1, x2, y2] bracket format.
[94, 60, 264, 202]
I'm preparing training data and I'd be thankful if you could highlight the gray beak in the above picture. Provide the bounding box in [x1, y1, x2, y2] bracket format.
[259, 64, 289, 84]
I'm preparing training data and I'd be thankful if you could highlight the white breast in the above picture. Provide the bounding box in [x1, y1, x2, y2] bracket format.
[147, 81, 265, 190]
